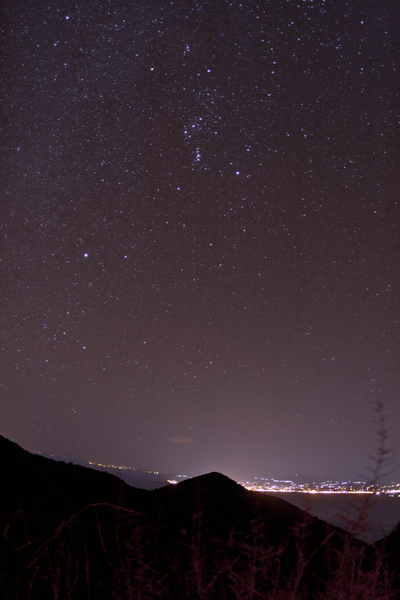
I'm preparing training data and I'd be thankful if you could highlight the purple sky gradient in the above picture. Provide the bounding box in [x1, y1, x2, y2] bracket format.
[1, 0, 399, 483]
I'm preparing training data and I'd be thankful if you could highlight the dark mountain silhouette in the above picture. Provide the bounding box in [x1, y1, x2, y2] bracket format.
[0, 435, 146, 527]
[0, 435, 398, 599]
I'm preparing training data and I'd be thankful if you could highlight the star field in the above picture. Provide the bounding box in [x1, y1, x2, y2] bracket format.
[1, 0, 399, 482]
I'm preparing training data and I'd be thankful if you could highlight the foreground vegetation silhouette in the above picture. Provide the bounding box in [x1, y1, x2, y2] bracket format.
[0, 435, 399, 599]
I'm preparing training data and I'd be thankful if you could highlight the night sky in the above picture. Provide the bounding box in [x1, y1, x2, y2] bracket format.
[1, 0, 399, 483]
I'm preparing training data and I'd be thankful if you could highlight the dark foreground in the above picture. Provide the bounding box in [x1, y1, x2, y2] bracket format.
[0, 435, 399, 599]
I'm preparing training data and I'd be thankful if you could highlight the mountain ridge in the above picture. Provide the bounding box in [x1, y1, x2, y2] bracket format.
[0, 434, 399, 599]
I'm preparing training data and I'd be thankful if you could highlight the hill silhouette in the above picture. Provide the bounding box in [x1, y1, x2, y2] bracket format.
[0, 435, 398, 599]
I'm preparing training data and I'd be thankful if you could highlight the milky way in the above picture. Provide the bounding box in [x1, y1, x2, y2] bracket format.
[1, 0, 399, 482]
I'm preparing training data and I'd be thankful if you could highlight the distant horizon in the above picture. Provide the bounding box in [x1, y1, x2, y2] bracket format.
[24, 440, 400, 487]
